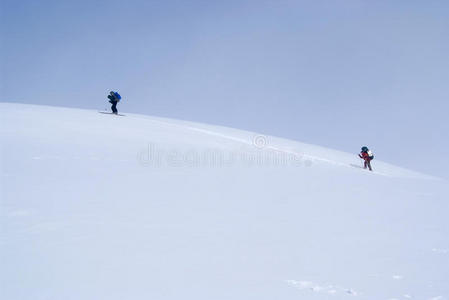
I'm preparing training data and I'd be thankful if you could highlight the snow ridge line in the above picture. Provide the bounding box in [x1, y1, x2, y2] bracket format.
[126, 113, 393, 176]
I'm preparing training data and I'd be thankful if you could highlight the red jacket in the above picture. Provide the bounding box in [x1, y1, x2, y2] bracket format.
[359, 151, 371, 161]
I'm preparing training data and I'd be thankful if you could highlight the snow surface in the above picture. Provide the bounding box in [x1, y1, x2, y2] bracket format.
[1, 103, 448, 300]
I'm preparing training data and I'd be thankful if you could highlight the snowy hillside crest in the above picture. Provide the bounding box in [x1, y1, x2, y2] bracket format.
[1, 103, 447, 300]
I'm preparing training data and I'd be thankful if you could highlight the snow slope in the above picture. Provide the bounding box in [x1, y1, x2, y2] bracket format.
[1, 103, 448, 300]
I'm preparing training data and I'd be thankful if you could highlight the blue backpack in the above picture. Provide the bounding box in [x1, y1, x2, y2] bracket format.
[114, 92, 122, 100]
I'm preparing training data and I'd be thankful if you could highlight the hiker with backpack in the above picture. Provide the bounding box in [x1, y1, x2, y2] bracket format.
[359, 146, 374, 171]
[107, 91, 122, 114]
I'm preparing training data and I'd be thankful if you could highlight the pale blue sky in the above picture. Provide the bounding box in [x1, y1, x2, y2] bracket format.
[1, 0, 449, 178]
